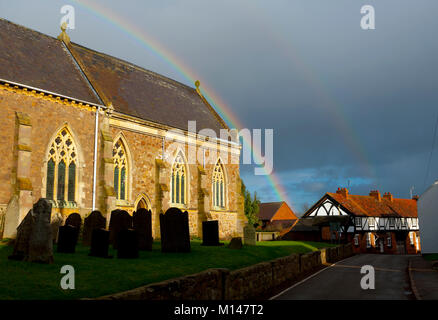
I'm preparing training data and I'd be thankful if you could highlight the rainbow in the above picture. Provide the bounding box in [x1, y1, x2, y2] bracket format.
[71, 0, 294, 206]
[246, 2, 377, 179]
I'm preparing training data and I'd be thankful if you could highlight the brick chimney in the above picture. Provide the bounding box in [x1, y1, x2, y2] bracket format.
[383, 192, 393, 202]
[369, 190, 381, 202]
[336, 187, 349, 199]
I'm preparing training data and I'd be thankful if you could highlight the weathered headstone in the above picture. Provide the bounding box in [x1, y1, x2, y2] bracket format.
[82, 211, 106, 246]
[65, 212, 82, 228]
[57, 225, 78, 253]
[65, 212, 82, 243]
[109, 209, 132, 249]
[159, 207, 191, 253]
[8, 208, 34, 261]
[202, 220, 222, 246]
[9, 199, 54, 263]
[117, 229, 139, 259]
[243, 224, 257, 246]
[133, 208, 153, 251]
[228, 237, 243, 249]
[89, 228, 111, 258]
[51, 212, 64, 243]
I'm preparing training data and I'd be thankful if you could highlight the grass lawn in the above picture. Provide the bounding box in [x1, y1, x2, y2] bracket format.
[423, 253, 438, 261]
[0, 240, 335, 300]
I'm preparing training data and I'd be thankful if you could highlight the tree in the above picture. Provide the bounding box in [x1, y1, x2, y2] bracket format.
[241, 181, 261, 227]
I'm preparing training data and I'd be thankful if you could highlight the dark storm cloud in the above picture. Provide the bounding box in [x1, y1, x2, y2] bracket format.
[1, 0, 438, 211]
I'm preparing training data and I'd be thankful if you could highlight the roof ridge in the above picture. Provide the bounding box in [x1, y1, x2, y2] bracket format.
[70, 42, 197, 92]
[0, 18, 60, 43]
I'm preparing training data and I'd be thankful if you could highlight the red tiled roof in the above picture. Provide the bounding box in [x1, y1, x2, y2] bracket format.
[258, 201, 298, 221]
[327, 192, 418, 218]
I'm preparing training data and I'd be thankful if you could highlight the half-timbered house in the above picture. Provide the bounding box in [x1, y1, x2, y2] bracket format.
[282, 188, 420, 254]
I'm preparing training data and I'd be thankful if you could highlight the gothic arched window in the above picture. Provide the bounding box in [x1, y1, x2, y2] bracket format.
[213, 160, 225, 208]
[46, 127, 78, 203]
[171, 152, 187, 205]
[113, 139, 128, 201]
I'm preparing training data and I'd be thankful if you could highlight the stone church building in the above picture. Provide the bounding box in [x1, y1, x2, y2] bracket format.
[0, 19, 246, 240]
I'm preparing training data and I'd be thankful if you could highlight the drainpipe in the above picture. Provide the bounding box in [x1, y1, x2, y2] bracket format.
[92, 106, 100, 211]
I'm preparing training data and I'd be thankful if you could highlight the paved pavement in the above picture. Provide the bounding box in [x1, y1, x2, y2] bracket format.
[409, 256, 438, 300]
[273, 254, 414, 300]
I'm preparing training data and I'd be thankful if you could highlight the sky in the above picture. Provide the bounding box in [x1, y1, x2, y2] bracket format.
[1, 0, 438, 214]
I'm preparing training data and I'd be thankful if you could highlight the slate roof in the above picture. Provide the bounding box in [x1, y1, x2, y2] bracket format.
[324, 191, 418, 218]
[70, 43, 227, 132]
[0, 19, 101, 103]
[258, 202, 283, 221]
[0, 18, 227, 133]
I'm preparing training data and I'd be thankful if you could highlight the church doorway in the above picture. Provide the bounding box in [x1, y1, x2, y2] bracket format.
[134, 193, 151, 211]
[136, 198, 148, 211]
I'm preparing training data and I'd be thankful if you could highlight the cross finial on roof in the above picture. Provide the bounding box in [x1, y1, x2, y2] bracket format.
[195, 80, 202, 96]
[57, 22, 70, 44]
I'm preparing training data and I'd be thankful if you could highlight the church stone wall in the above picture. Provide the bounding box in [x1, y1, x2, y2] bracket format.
[0, 86, 245, 240]
[0, 88, 102, 217]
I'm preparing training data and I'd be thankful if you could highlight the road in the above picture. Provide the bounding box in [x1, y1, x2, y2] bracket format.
[272, 254, 414, 300]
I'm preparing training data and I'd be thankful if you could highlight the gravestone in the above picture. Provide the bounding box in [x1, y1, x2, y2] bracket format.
[133, 208, 153, 251]
[117, 229, 139, 259]
[89, 228, 111, 258]
[51, 212, 63, 243]
[159, 207, 191, 253]
[57, 225, 78, 253]
[228, 237, 243, 249]
[82, 211, 106, 246]
[65, 212, 82, 244]
[202, 220, 222, 246]
[109, 209, 132, 249]
[243, 224, 257, 246]
[8, 208, 34, 261]
[9, 198, 54, 263]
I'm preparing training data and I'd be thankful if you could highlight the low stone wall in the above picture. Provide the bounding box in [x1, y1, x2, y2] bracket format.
[225, 262, 273, 300]
[99, 268, 228, 300]
[97, 243, 354, 300]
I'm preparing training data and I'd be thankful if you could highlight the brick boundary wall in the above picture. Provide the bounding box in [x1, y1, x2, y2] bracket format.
[95, 243, 354, 300]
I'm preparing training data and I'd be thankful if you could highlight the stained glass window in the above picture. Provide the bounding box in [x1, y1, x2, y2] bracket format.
[213, 160, 225, 208]
[45, 127, 78, 203]
[113, 139, 128, 201]
[171, 152, 187, 205]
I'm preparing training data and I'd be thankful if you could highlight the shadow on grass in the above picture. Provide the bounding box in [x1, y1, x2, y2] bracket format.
[0, 240, 335, 300]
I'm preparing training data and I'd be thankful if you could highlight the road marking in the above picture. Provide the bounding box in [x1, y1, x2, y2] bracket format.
[334, 264, 402, 272]
[269, 255, 356, 300]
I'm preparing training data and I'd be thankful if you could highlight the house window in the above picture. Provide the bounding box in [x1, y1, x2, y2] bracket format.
[389, 218, 395, 228]
[412, 218, 418, 228]
[45, 127, 78, 203]
[113, 139, 128, 201]
[368, 218, 375, 230]
[355, 217, 361, 228]
[387, 234, 392, 247]
[401, 218, 407, 229]
[366, 233, 372, 248]
[171, 152, 187, 205]
[212, 160, 225, 208]
[354, 234, 359, 246]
